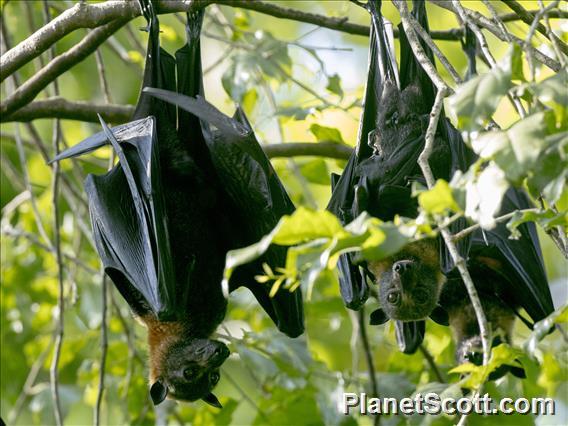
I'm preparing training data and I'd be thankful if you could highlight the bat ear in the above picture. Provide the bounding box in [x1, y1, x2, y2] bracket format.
[150, 379, 168, 405]
[202, 393, 222, 409]
[369, 308, 389, 325]
[429, 305, 449, 326]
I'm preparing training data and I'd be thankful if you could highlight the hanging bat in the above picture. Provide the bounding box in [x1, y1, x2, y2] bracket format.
[328, 0, 473, 354]
[51, 1, 303, 408]
[350, 2, 553, 378]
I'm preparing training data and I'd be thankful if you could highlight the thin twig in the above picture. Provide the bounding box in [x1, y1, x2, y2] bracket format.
[13, 124, 53, 247]
[223, 371, 270, 423]
[501, 0, 568, 55]
[538, 0, 567, 69]
[348, 310, 360, 378]
[95, 49, 112, 104]
[452, 208, 539, 242]
[406, 11, 462, 84]
[256, 71, 318, 208]
[419, 345, 445, 383]
[43, 2, 65, 423]
[394, 1, 451, 94]
[429, 0, 561, 72]
[1, 225, 97, 274]
[452, 1, 526, 120]
[358, 309, 380, 426]
[7, 341, 53, 424]
[94, 275, 109, 426]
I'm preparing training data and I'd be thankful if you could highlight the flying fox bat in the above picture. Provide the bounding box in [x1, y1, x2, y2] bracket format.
[51, 1, 303, 407]
[333, 1, 554, 376]
[327, 0, 473, 354]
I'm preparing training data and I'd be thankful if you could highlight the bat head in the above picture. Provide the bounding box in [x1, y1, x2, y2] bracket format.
[369, 240, 444, 322]
[150, 338, 230, 408]
[372, 82, 427, 156]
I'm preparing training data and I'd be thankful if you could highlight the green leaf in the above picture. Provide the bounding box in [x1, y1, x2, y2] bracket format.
[455, 344, 525, 389]
[530, 69, 568, 107]
[418, 179, 461, 214]
[233, 10, 250, 29]
[507, 209, 567, 239]
[300, 159, 330, 185]
[223, 210, 412, 296]
[309, 124, 345, 144]
[450, 65, 512, 130]
[276, 106, 313, 121]
[221, 57, 253, 103]
[326, 73, 344, 98]
[242, 88, 258, 114]
[527, 131, 568, 204]
[510, 43, 525, 81]
[524, 304, 568, 359]
[360, 223, 410, 261]
[273, 208, 346, 245]
[464, 162, 510, 229]
[471, 112, 551, 184]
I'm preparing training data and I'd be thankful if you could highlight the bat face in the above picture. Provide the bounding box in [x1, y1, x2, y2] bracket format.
[369, 240, 444, 322]
[372, 81, 427, 157]
[150, 339, 230, 407]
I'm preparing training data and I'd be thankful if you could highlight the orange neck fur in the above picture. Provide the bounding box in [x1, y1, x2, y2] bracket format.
[140, 314, 186, 383]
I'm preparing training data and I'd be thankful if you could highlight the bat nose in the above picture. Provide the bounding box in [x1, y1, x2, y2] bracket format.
[393, 260, 413, 275]
[210, 343, 230, 365]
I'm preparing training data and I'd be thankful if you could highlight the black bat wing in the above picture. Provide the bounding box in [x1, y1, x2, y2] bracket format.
[50, 4, 190, 320]
[86, 116, 179, 320]
[143, 88, 304, 337]
[471, 189, 553, 324]
[326, 0, 399, 310]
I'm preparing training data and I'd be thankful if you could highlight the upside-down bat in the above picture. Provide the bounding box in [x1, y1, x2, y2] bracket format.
[51, 1, 303, 407]
[328, 0, 554, 372]
[328, 0, 473, 354]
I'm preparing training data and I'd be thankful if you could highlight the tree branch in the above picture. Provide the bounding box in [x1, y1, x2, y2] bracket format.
[1, 19, 128, 117]
[2, 98, 135, 123]
[0, 1, 144, 82]
[264, 142, 352, 160]
[3, 0, 564, 97]
[501, 0, 568, 55]
[429, 0, 561, 72]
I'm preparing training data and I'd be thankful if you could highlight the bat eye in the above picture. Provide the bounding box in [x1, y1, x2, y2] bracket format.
[209, 371, 220, 386]
[388, 111, 399, 126]
[387, 291, 401, 305]
[183, 367, 200, 381]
